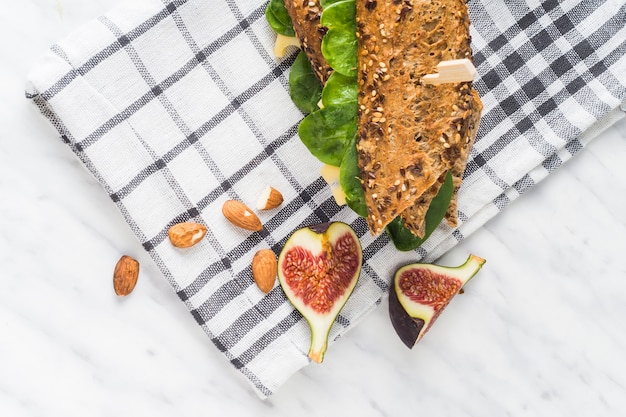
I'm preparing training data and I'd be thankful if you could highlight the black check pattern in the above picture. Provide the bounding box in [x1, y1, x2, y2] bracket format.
[26, 0, 626, 398]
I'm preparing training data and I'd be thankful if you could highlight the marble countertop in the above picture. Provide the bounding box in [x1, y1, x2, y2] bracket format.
[2, 1, 626, 416]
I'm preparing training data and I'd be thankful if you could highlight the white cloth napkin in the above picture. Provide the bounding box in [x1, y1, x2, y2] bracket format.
[26, 0, 626, 398]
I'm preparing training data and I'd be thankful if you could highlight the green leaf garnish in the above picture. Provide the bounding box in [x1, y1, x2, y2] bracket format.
[320, 0, 357, 77]
[265, 0, 296, 37]
[339, 135, 367, 217]
[321, 71, 357, 107]
[320, 0, 345, 7]
[298, 103, 358, 166]
[289, 51, 323, 114]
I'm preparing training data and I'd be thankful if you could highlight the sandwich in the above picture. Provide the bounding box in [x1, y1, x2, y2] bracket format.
[266, 0, 482, 250]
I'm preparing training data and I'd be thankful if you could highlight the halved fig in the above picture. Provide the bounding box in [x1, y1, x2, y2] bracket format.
[278, 222, 363, 363]
[389, 254, 486, 349]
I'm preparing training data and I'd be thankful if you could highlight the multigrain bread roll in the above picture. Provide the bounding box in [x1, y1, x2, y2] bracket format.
[401, 87, 482, 236]
[283, 0, 333, 84]
[356, 0, 483, 236]
[281, 0, 482, 237]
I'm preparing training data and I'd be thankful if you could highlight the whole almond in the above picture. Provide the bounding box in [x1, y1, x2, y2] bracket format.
[256, 186, 284, 210]
[168, 222, 207, 248]
[252, 249, 278, 293]
[222, 200, 263, 231]
[113, 255, 139, 296]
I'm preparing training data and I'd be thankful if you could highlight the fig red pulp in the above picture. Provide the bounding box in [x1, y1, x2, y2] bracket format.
[398, 269, 463, 313]
[281, 232, 360, 314]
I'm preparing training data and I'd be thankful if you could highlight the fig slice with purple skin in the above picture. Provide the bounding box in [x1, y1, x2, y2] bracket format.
[389, 254, 486, 349]
[278, 222, 363, 363]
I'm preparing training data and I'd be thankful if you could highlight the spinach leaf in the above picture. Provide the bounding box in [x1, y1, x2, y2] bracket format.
[320, 0, 357, 77]
[322, 71, 357, 106]
[289, 51, 323, 114]
[385, 172, 454, 251]
[340, 135, 367, 217]
[266, 0, 296, 37]
[298, 103, 358, 166]
[320, 0, 345, 7]
[320, 0, 356, 29]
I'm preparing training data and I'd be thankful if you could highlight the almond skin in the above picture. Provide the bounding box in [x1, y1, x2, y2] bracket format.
[256, 186, 284, 210]
[252, 249, 278, 293]
[222, 200, 263, 231]
[113, 255, 139, 296]
[168, 222, 207, 248]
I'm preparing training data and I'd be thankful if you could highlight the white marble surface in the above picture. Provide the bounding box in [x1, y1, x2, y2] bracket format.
[2, 1, 626, 415]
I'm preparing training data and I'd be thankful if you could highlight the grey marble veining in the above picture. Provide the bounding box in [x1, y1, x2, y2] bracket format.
[1, 0, 626, 415]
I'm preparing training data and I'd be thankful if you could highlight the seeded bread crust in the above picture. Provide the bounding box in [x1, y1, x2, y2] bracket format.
[284, 0, 333, 84]
[400, 171, 446, 238]
[443, 88, 482, 228]
[356, 0, 482, 236]
[401, 87, 483, 236]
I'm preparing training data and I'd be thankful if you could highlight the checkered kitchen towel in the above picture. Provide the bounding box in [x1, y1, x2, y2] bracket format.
[26, 0, 626, 398]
